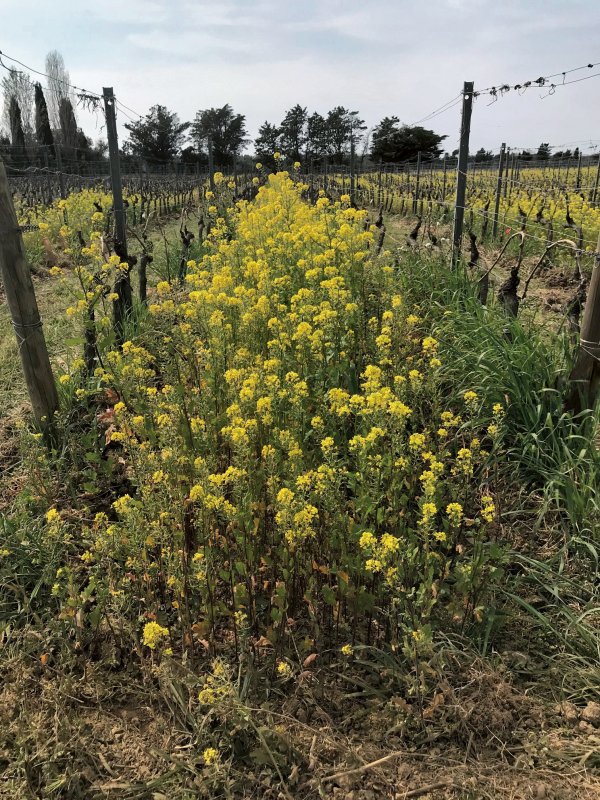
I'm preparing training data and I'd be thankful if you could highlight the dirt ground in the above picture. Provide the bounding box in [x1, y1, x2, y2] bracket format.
[1, 648, 599, 799]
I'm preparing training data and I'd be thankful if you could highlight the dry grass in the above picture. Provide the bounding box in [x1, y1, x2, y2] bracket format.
[1, 643, 599, 799]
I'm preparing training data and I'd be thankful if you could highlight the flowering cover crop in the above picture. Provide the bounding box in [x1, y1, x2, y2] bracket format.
[17, 189, 114, 266]
[46, 172, 506, 665]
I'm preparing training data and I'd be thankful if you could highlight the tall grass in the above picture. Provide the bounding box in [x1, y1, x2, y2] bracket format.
[394, 251, 600, 688]
[396, 251, 600, 538]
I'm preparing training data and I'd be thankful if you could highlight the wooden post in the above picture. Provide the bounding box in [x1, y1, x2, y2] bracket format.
[492, 142, 506, 239]
[103, 88, 127, 250]
[350, 134, 356, 204]
[54, 144, 66, 200]
[207, 135, 215, 190]
[412, 151, 421, 214]
[0, 161, 58, 427]
[576, 149, 583, 190]
[452, 81, 474, 267]
[503, 147, 510, 197]
[566, 232, 600, 414]
[441, 155, 447, 201]
[103, 87, 132, 340]
[592, 153, 600, 206]
[507, 153, 516, 204]
[42, 148, 53, 205]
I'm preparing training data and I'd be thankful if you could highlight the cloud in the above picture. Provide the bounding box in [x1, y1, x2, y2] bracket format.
[182, 0, 275, 28]
[283, 10, 382, 41]
[126, 29, 258, 57]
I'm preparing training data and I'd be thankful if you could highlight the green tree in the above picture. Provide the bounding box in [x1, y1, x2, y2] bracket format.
[124, 105, 190, 164]
[34, 83, 53, 147]
[324, 107, 365, 162]
[58, 97, 77, 150]
[553, 149, 572, 160]
[74, 130, 108, 163]
[474, 147, 493, 163]
[536, 142, 551, 160]
[279, 104, 307, 162]
[8, 96, 26, 157]
[191, 104, 248, 167]
[369, 116, 400, 162]
[305, 111, 327, 160]
[371, 118, 446, 163]
[254, 121, 281, 168]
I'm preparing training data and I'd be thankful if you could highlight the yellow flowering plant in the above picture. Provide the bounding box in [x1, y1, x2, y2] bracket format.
[27, 170, 507, 700]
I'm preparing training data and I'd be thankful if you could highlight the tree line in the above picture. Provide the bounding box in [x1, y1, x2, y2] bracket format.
[122, 103, 449, 168]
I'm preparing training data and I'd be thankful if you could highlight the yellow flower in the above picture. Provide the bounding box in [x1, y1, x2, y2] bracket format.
[277, 661, 293, 678]
[113, 494, 132, 515]
[487, 423, 499, 438]
[359, 531, 377, 549]
[277, 487, 295, 505]
[419, 502, 437, 527]
[46, 508, 60, 523]
[380, 533, 400, 553]
[446, 502, 463, 525]
[320, 436, 335, 454]
[203, 747, 220, 766]
[340, 644, 354, 656]
[422, 336, 438, 354]
[463, 390, 478, 408]
[481, 496, 495, 523]
[409, 432, 426, 451]
[142, 621, 169, 649]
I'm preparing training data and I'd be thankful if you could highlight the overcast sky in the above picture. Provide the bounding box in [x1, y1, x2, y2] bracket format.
[2, 0, 600, 155]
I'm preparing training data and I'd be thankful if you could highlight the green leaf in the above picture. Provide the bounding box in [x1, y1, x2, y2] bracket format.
[322, 585, 336, 606]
